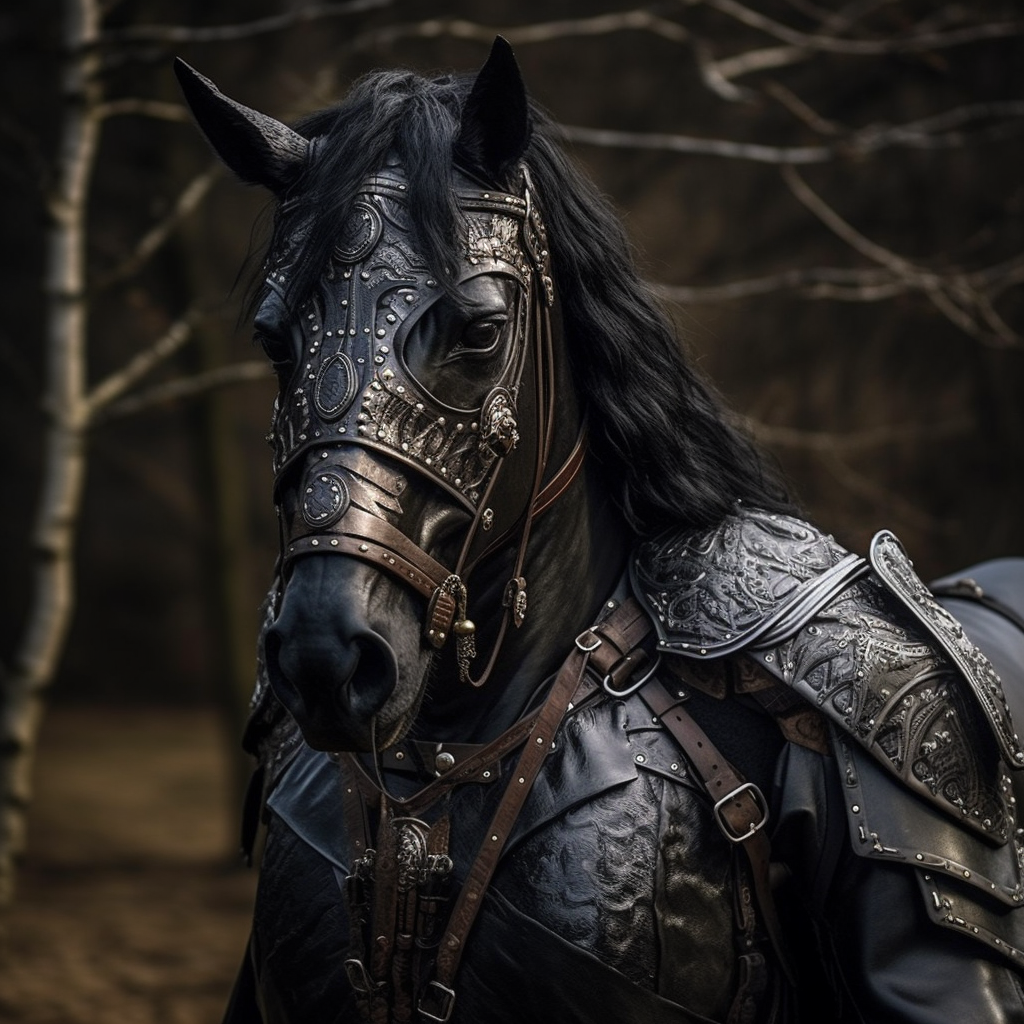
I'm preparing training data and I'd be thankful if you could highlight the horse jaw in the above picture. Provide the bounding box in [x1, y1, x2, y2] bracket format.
[263, 556, 433, 753]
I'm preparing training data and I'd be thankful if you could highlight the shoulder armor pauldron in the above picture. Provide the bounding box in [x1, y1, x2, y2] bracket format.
[631, 509, 1024, 842]
[630, 509, 869, 657]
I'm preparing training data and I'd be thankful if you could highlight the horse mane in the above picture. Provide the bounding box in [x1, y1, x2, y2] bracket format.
[260, 67, 798, 538]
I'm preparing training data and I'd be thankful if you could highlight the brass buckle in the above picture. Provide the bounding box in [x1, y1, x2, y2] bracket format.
[418, 980, 456, 1023]
[713, 782, 769, 843]
[602, 653, 662, 697]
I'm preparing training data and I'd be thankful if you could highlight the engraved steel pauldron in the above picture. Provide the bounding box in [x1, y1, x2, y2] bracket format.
[631, 508, 1024, 841]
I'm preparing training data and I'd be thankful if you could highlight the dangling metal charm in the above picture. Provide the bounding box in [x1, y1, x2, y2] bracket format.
[479, 387, 519, 459]
[428, 575, 477, 681]
[504, 576, 528, 628]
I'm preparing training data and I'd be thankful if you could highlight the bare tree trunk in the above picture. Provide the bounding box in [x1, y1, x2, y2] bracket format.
[0, 0, 100, 907]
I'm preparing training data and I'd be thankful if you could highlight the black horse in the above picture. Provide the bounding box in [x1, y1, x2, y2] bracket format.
[176, 40, 1024, 1024]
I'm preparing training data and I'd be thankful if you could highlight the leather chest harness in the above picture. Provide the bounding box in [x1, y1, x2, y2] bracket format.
[338, 596, 789, 1024]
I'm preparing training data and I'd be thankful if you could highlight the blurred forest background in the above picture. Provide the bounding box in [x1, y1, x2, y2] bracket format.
[0, 0, 1022, 1019]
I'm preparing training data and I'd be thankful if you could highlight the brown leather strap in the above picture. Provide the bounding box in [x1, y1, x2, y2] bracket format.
[419, 600, 644, 1021]
[430, 650, 586, 983]
[286, 507, 453, 599]
[344, 713, 541, 821]
[639, 676, 795, 984]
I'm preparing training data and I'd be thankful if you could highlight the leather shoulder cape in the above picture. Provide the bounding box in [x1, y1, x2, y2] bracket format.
[630, 508, 1024, 845]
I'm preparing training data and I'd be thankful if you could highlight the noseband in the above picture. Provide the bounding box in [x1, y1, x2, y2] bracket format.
[270, 163, 583, 684]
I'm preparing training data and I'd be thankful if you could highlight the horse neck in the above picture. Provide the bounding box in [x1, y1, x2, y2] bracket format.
[412, 456, 632, 744]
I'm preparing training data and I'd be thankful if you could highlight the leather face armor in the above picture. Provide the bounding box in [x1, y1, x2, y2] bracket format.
[262, 163, 553, 516]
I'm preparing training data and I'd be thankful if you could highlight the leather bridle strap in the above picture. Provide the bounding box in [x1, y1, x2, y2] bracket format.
[287, 507, 452, 600]
[419, 599, 652, 1022]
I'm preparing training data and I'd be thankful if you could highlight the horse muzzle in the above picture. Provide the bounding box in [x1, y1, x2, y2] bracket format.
[264, 557, 424, 752]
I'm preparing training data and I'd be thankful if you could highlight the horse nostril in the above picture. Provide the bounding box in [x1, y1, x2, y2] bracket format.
[264, 612, 399, 722]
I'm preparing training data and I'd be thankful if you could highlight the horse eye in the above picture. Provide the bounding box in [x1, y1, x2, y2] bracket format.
[459, 317, 506, 354]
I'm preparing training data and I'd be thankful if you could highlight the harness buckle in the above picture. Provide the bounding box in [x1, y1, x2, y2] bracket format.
[418, 980, 456, 1023]
[575, 629, 602, 652]
[602, 653, 663, 698]
[344, 958, 379, 994]
[713, 782, 770, 843]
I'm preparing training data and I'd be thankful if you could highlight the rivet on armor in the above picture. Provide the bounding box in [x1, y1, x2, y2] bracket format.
[482, 770, 491, 779]
[435, 751, 456, 773]
[395, 750, 404, 761]
[671, 763, 679, 771]
[636, 754, 645, 764]
[852, 804, 860, 813]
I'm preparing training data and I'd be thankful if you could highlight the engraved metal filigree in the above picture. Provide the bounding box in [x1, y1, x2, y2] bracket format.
[631, 510, 855, 656]
[630, 509, 1018, 841]
[759, 577, 1014, 841]
[871, 530, 1024, 768]
[265, 165, 547, 512]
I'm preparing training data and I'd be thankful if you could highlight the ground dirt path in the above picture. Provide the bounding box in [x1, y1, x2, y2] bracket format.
[0, 706, 258, 1024]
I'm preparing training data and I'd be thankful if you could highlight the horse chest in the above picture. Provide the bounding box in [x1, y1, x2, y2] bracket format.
[252, 698, 761, 1023]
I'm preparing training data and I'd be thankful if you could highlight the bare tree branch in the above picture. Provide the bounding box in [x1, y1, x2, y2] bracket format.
[97, 166, 221, 290]
[558, 101, 1024, 164]
[94, 361, 272, 422]
[781, 165, 1023, 347]
[558, 123, 831, 163]
[351, 10, 692, 50]
[650, 266, 908, 304]
[762, 81, 844, 135]
[714, 43, 808, 82]
[701, 0, 1024, 56]
[84, 309, 203, 419]
[100, 0, 393, 45]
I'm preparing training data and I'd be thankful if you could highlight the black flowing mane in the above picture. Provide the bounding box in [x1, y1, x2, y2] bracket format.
[258, 68, 796, 537]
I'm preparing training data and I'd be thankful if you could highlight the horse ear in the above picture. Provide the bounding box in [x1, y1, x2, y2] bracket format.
[173, 58, 309, 195]
[455, 37, 531, 181]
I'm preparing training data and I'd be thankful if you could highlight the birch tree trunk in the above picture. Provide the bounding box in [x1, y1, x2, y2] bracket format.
[0, 0, 100, 907]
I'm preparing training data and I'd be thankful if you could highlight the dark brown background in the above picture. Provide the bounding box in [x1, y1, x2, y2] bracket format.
[1, 1, 1021, 1020]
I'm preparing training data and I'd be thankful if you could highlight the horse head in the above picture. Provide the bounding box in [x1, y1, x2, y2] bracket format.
[176, 41, 621, 753]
